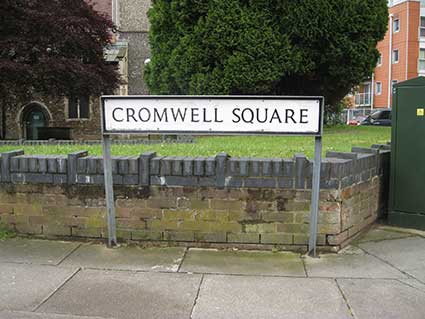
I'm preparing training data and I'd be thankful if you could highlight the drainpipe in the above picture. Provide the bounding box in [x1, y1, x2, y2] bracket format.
[371, 73, 375, 111]
[112, 0, 120, 28]
[388, 14, 394, 109]
[405, 1, 409, 80]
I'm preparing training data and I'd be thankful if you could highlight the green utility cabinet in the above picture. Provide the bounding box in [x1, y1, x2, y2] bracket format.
[389, 77, 425, 230]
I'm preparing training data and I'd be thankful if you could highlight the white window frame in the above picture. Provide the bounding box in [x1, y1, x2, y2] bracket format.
[419, 48, 425, 72]
[393, 18, 400, 33]
[377, 53, 383, 67]
[420, 17, 425, 38]
[376, 82, 382, 95]
[392, 49, 399, 64]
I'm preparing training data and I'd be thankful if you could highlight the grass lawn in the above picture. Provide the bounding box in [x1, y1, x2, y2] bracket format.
[0, 126, 390, 159]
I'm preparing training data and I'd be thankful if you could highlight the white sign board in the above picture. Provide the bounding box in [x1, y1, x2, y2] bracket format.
[102, 96, 323, 136]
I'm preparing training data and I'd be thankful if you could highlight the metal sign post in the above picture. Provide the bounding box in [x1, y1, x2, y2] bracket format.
[102, 134, 117, 247]
[101, 95, 324, 254]
[308, 136, 323, 257]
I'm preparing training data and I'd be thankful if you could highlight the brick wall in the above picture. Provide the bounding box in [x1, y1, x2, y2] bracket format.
[0, 145, 391, 252]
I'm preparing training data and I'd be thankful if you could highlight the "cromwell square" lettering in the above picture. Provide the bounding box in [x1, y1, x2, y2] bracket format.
[111, 106, 310, 125]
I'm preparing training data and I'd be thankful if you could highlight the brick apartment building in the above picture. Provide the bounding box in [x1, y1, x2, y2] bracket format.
[354, 0, 425, 109]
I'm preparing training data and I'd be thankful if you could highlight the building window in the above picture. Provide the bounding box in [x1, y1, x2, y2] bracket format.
[68, 96, 90, 119]
[420, 49, 425, 71]
[393, 19, 400, 33]
[392, 49, 399, 63]
[420, 17, 425, 37]
[376, 82, 382, 95]
[377, 54, 382, 67]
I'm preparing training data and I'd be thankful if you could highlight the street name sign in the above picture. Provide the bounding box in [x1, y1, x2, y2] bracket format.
[102, 96, 323, 136]
[100, 95, 324, 256]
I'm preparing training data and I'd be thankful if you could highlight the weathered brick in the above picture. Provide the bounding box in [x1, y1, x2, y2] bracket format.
[117, 218, 145, 229]
[164, 231, 194, 241]
[210, 200, 243, 211]
[131, 208, 162, 219]
[145, 198, 176, 209]
[43, 224, 72, 237]
[195, 232, 227, 243]
[319, 202, 341, 212]
[319, 212, 341, 224]
[262, 212, 294, 223]
[276, 224, 310, 234]
[72, 227, 104, 238]
[327, 230, 349, 245]
[131, 230, 162, 241]
[13, 204, 43, 215]
[147, 219, 179, 231]
[15, 223, 43, 235]
[285, 200, 310, 211]
[209, 222, 242, 233]
[261, 233, 293, 245]
[163, 210, 195, 221]
[318, 223, 341, 235]
[245, 223, 277, 233]
[227, 233, 260, 244]
[293, 234, 326, 246]
[116, 229, 132, 240]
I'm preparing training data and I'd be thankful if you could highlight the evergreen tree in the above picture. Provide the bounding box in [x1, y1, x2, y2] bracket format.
[145, 0, 388, 111]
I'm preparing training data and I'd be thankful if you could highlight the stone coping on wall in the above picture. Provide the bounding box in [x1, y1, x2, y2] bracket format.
[0, 144, 391, 190]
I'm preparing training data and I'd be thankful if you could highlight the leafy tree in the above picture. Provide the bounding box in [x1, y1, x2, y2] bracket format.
[0, 0, 120, 137]
[145, 0, 388, 111]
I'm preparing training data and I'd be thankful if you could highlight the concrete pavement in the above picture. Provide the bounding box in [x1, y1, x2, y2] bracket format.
[0, 225, 424, 319]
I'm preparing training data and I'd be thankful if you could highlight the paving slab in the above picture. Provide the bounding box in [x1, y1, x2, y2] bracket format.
[358, 236, 425, 270]
[338, 279, 425, 319]
[0, 263, 77, 312]
[38, 269, 202, 319]
[0, 311, 112, 319]
[304, 246, 406, 279]
[354, 228, 414, 243]
[398, 278, 425, 293]
[191, 275, 351, 319]
[0, 239, 80, 265]
[179, 249, 305, 276]
[404, 268, 425, 283]
[60, 244, 185, 272]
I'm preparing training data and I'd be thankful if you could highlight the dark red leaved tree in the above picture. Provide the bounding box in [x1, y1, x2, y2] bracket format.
[0, 0, 120, 137]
